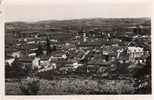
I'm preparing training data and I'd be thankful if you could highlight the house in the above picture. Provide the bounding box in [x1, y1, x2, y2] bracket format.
[39, 57, 50, 68]
[135, 56, 147, 64]
[28, 53, 36, 57]
[49, 53, 67, 62]
[38, 63, 57, 73]
[32, 57, 41, 69]
[118, 55, 130, 64]
[11, 51, 22, 58]
[72, 62, 83, 69]
[5, 57, 15, 66]
[127, 46, 144, 62]
[32, 56, 57, 72]
[27, 41, 35, 44]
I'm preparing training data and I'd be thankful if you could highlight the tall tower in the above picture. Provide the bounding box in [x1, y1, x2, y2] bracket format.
[83, 33, 87, 42]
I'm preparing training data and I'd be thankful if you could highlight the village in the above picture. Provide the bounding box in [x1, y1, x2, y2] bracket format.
[5, 18, 151, 94]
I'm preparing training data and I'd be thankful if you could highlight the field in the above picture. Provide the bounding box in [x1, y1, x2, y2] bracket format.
[5, 78, 135, 95]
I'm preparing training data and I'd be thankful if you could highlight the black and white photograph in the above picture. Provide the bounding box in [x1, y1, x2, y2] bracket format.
[4, 0, 152, 96]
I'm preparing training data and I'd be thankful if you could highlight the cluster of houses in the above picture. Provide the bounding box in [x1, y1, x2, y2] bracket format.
[5, 25, 151, 76]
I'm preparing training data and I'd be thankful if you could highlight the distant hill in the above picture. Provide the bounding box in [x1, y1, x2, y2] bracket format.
[5, 17, 151, 34]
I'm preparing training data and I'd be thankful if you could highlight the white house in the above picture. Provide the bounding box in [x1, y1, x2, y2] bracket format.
[49, 54, 67, 61]
[32, 56, 58, 71]
[11, 51, 22, 58]
[127, 46, 144, 62]
[28, 53, 36, 57]
[5, 58, 15, 66]
[117, 49, 124, 59]
[32, 57, 41, 69]
[83, 33, 88, 42]
[38, 63, 57, 72]
[72, 62, 83, 69]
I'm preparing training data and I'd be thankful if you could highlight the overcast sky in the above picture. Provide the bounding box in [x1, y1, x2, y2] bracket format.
[3, 0, 152, 22]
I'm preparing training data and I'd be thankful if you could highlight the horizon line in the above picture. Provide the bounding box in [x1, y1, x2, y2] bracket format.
[5, 17, 151, 23]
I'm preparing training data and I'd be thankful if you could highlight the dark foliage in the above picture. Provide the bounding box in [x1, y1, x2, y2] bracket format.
[19, 79, 40, 95]
[132, 54, 151, 94]
[5, 58, 28, 79]
[46, 37, 51, 55]
[36, 42, 43, 57]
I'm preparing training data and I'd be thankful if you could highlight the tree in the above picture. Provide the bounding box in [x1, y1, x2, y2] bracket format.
[52, 45, 57, 51]
[133, 25, 141, 35]
[46, 36, 51, 55]
[36, 42, 43, 57]
[9, 57, 27, 78]
[145, 52, 151, 75]
[132, 53, 151, 94]
[5, 62, 11, 78]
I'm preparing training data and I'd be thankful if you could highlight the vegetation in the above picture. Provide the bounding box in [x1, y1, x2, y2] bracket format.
[6, 78, 135, 95]
[5, 58, 28, 79]
[19, 78, 40, 95]
[36, 42, 43, 57]
[46, 37, 51, 55]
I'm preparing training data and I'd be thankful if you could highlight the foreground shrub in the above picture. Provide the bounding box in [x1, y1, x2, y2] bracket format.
[94, 79, 135, 94]
[19, 78, 40, 95]
[5, 58, 33, 79]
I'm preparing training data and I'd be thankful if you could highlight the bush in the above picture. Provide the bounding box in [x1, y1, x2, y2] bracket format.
[5, 58, 30, 79]
[94, 80, 135, 94]
[19, 78, 40, 95]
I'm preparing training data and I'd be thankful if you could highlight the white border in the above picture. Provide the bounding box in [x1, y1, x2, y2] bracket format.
[1, 0, 154, 100]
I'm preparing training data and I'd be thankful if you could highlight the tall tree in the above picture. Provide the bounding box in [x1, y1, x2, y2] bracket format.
[46, 36, 51, 55]
[36, 42, 43, 57]
[134, 25, 141, 35]
[52, 45, 57, 51]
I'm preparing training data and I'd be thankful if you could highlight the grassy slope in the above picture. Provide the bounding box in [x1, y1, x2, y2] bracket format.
[5, 78, 135, 95]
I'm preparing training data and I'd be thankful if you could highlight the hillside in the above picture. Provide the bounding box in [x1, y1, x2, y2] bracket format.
[5, 18, 151, 34]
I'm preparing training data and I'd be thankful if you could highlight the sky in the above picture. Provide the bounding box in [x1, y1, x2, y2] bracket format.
[3, 0, 152, 22]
